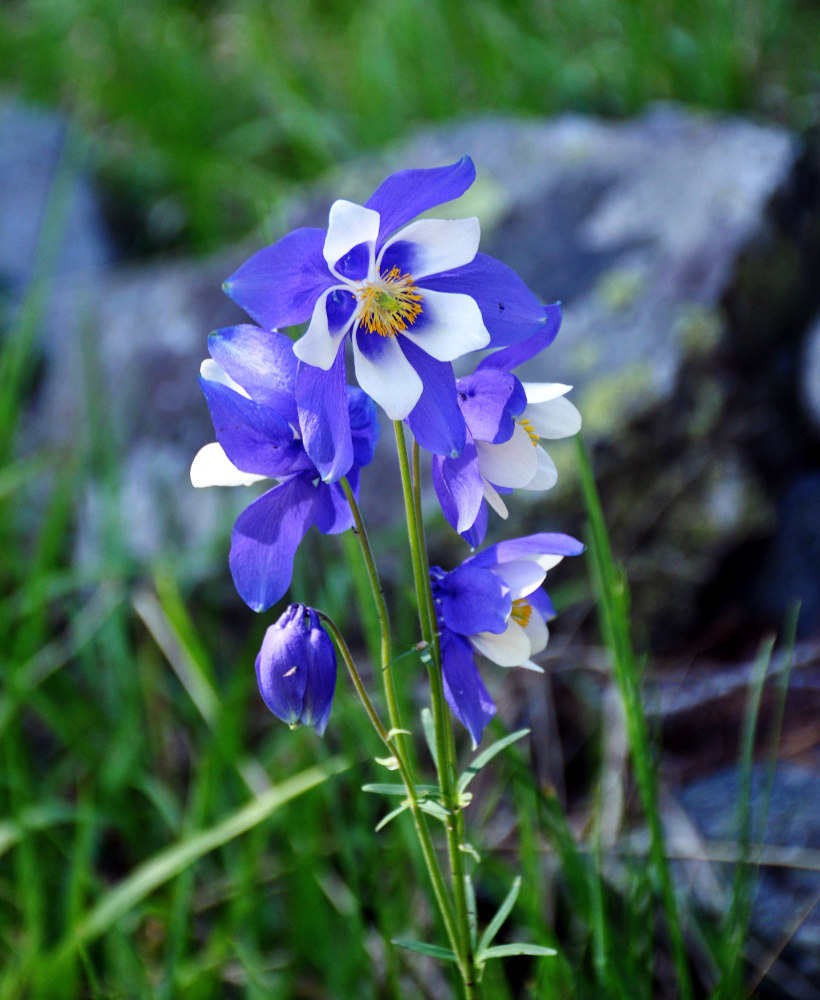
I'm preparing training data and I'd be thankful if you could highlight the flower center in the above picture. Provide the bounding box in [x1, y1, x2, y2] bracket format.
[510, 598, 532, 628]
[356, 266, 422, 337]
[518, 418, 539, 446]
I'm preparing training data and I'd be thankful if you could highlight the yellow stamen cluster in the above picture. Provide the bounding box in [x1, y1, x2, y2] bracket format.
[356, 266, 422, 337]
[519, 418, 539, 446]
[510, 598, 533, 628]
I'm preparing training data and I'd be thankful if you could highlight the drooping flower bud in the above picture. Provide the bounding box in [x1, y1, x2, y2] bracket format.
[255, 604, 337, 735]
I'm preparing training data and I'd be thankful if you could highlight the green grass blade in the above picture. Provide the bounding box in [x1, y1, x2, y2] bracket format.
[477, 876, 522, 955]
[457, 728, 530, 794]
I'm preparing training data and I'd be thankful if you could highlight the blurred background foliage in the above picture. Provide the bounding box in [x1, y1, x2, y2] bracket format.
[1, 0, 818, 252]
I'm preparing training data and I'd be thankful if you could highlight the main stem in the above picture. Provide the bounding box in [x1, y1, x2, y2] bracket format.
[394, 424, 479, 997]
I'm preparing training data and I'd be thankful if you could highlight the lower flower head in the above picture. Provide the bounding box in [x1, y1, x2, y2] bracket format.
[255, 604, 337, 736]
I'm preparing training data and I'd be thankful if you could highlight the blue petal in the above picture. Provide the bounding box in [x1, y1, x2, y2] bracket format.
[224, 228, 335, 330]
[347, 387, 380, 469]
[366, 157, 476, 247]
[402, 339, 466, 457]
[312, 480, 355, 535]
[440, 629, 497, 748]
[296, 350, 354, 483]
[528, 587, 556, 622]
[199, 377, 310, 478]
[478, 303, 563, 371]
[256, 605, 309, 724]
[421, 252, 545, 347]
[302, 609, 337, 736]
[469, 532, 585, 569]
[436, 564, 511, 635]
[326, 288, 358, 332]
[432, 441, 484, 535]
[229, 476, 319, 612]
[461, 501, 488, 548]
[208, 325, 298, 418]
[457, 369, 525, 444]
[333, 241, 370, 281]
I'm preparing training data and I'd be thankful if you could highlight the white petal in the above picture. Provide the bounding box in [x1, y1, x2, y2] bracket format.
[351, 331, 422, 420]
[518, 658, 545, 673]
[475, 424, 538, 488]
[379, 217, 480, 279]
[401, 289, 490, 361]
[492, 559, 546, 599]
[535, 554, 565, 573]
[525, 395, 582, 439]
[522, 381, 572, 404]
[470, 620, 531, 667]
[293, 289, 350, 370]
[523, 613, 549, 658]
[323, 200, 380, 271]
[521, 446, 558, 491]
[199, 359, 249, 397]
[482, 479, 509, 518]
[190, 443, 268, 488]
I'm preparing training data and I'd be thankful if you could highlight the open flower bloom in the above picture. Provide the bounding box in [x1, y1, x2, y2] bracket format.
[224, 158, 550, 481]
[256, 604, 336, 735]
[430, 532, 583, 746]
[432, 305, 582, 546]
[191, 323, 379, 612]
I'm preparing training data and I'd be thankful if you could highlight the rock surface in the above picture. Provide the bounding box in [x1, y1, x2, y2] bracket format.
[18, 104, 820, 644]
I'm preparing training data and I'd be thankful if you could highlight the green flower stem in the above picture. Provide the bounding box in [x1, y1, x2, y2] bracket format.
[339, 477, 403, 740]
[316, 611, 466, 985]
[394, 423, 479, 997]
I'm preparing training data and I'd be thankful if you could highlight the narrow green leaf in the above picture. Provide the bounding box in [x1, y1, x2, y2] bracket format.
[478, 943, 558, 961]
[362, 782, 440, 797]
[457, 729, 530, 794]
[420, 707, 438, 770]
[418, 799, 450, 822]
[477, 876, 522, 954]
[392, 939, 459, 962]
[375, 801, 411, 832]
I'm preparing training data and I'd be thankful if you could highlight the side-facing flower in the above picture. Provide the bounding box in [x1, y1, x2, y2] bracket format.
[432, 305, 582, 546]
[430, 532, 583, 746]
[256, 604, 336, 735]
[223, 158, 550, 480]
[191, 323, 379, 612]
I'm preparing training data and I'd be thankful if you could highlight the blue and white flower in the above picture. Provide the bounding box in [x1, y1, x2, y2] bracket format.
[430, 532, 583, 746]
[191, 323, 379, 612]
[224, 158, 550, 480]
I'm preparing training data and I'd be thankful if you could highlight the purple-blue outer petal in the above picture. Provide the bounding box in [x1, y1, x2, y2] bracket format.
[477, 303, 563, 371]
[199, 377, 310, 478]
[461, 501, 488, 548]
[347, 387, 380, 468]
[437, 564, 511, 635]
[313, 480, 355, 535]
[457, 369, 525, 444]
[302, 609, 337, 736]
[208, 325, 298, 418]
[366, 157, 476, 247]
[255, 606, 309, 724]
[296, 350, 354, 483]
[422, 252, 546, 347]
[469, 532, 585, 569]
[440, 629, 497, 748]
[432, 441, 484, 535]
[528, 587, 556, 622]
[229, 476, 319, 612]
[402, 339, 466, 457]
[224, 228, 335, 330]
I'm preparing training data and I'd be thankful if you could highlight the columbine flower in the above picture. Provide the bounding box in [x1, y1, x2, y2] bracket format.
[430, 532, 583, 746]
[432, 305, 582, 546]
[256, 604, 336, 735]
[191, 323, 379, 612]
[223, 157, 549, 480]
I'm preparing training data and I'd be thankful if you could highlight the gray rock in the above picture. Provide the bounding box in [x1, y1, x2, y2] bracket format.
[28, 107, 820, 628]
[682, 764, 820, 987]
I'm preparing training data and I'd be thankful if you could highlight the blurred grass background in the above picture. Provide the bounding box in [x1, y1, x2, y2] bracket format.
[0, 1, 816, 997]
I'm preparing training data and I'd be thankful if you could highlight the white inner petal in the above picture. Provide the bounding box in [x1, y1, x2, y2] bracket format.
[521, 446, 558, 491]
[200, 359, 249, 397]
[523, 612, 549, 658]
[379, 217, 480, 278]
[293, 289, 351, 371]
[525, 395, 582, 439]
[482, 479, 509, 519]
[491, 559, 546, 599]
[351, 332, 423, 420]
[323, 200, 380, 273]
[470, 620, 531, 667]
[400, 289, 490, 361]
[475, 424, 539, 488]
[190, 443, 268, 488]
[522, 381, 572, 404]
